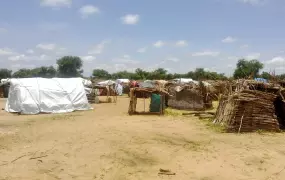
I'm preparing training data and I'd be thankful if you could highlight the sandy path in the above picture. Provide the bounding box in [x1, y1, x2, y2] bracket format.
[1, 97, 285, 180]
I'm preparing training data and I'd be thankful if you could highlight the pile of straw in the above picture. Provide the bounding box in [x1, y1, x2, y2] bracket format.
[214, 90, 280, 132]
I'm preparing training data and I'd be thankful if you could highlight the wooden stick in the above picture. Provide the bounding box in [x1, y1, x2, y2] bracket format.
[11, 154, 27, 163]
[182, 112, 215, 115]
[29, 155, 48, 160]
[238, 109, 245, 133]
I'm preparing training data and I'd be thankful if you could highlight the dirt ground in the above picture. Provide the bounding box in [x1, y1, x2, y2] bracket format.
[1, 97, 285, 180]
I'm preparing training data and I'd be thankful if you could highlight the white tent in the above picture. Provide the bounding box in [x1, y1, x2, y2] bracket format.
[5, 78, 92, 114]
[173, 78, 194, 84]
[97, 80, 115, 86]
[116, 79, 130, 84]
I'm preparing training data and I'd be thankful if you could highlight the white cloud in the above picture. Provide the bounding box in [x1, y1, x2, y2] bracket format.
[153, 41, 164, 48]
[238, 0, 264, 5]
[240, 44, 249, 48]
[121, 14, 140, 25]
[36, 43, 56, 51]
[227, 64, 234, 68]
[26, 49, 34, 54]
[227, 56, 239, 60]
[166, 57, 180, 62]
[88, 40, 110, 55]
[11, 64, 36, 70]
[222, 36, 237, 43]
[245, 53, 260, 60]
[55, 47, 68, 55]
[192, 51, 220, 57]
[115, 64, 128, 71]
[112, 55, 139, 64]
[123, 54, 130, 59]
[137, 47, 147, 53]
[79, 5, 99, 18]
[40, 0, 72, 8]
[265, 56, 285, 65]
[8, 54, 51, 61]
[175, 40, 188, 47]
[0, 48, 15, 56]
[0, 28, 7, 33]
[81, 55, 96, 62]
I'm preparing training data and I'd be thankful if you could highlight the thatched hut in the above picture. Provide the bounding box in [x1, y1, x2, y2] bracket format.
[166, 82, 213, 110]
[214, 80, 285, 133]
[214, 90, 280, 132]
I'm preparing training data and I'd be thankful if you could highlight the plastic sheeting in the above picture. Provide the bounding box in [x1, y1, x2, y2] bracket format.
[173, 78, 193, 84]
[116, 79, 130, 84]
[97, 80, 115, 86]
[5, 78, 92, 114]
[82, 79, 92, 87]
[115, 84, 123, 96]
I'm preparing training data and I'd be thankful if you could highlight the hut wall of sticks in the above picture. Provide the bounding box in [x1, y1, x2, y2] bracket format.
[166, 81, 213, 110]
[94, 85, 117, 103]
[128, 87, 169, 115]
[213, 79, 285, 133]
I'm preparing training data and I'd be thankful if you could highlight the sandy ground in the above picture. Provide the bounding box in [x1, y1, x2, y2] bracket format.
[1, 97, 285, 180]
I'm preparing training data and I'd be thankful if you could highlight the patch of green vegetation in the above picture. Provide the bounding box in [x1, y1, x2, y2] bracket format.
[199, 117, 226, 133]
[164, 108, 183, 116]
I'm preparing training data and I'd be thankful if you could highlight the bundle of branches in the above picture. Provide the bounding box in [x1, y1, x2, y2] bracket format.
[214, 90, 280, 133]
[86, 89, 99, 104]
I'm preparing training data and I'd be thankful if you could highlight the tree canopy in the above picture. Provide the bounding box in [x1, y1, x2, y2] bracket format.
[57, 56, 83, 77]
[233, 59, 264, 79]
[5, 56, 285, 81]
[92, 69, 111, 79]
[12, 66, 57, 78]
[0, 69, 12, 80]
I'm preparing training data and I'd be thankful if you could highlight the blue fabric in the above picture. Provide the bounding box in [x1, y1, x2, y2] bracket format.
[254, 78, 268, 83]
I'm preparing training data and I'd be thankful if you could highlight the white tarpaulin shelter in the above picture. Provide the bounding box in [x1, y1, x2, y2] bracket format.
[5, 78, 92, 114]
[173, 78, 194, 84]
[116, 79, 130, 84]
[97, 80, 115, 86]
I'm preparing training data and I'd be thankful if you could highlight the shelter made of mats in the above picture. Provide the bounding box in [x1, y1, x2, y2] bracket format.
[5, 78, 92, 114]
[128, 87, 169, 115]
[214, 89, 285, 133]
[166, 83, 213, 110]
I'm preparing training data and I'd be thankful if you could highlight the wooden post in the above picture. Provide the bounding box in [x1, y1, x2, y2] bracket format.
[128, 88, 134, 115]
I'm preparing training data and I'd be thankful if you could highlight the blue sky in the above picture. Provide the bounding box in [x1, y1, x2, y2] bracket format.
[1, 0, 285, 76]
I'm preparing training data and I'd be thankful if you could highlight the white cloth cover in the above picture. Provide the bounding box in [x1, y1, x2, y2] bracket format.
[97, 80, 115, 86]
[115, 84, 123, 96]
[84, 87, 92, 95]
[116, 79, 130, 84]
[173, 78, 194, 84]
[82, 79, 92, 87]
[5, 78, 92, 114]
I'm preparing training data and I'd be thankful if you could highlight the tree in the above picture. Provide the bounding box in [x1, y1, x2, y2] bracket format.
[92, 69, 111, 79]
[57, 56, 83, 77]
[111, 71, 138, 79]
[13, 69, 32, 78]
[31, 66, 57, 78]
[259, 72, 271, 79]
[0, 69, 12, 80]
[149, 68, 168, 79]
[233, 59, 264, 79]
[135, 68, 149, 80]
